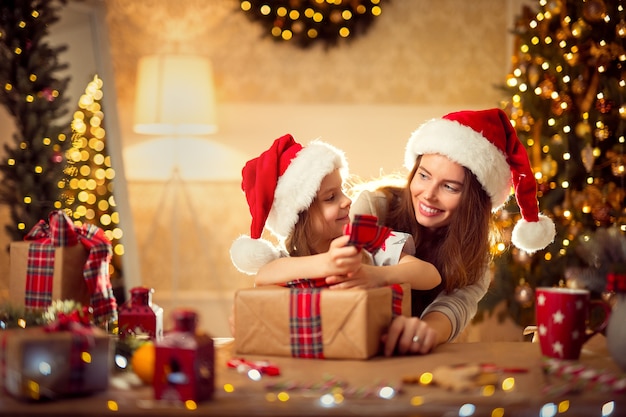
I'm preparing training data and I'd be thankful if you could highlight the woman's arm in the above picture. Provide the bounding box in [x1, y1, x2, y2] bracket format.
[420, 271, 490, 342]
[255, 235, 361, 286]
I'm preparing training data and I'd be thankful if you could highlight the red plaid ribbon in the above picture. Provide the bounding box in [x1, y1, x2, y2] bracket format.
[288, 285, 405, 358]
[289, 288, 324, 358]
[607, 273, 626, 293]
[23, 210, 118, 322]
[344, 214, 392, 254]
[390, 284, 403, 318]
[284, 278, 328, 288]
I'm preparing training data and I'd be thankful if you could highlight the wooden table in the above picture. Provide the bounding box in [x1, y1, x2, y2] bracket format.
[1, 335, 624, 417]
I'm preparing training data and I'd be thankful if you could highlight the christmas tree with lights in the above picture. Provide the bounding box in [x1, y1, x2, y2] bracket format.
[0, 0, 71, 241]
[62, 75, 125, 290]
[479, 0, 626, 326]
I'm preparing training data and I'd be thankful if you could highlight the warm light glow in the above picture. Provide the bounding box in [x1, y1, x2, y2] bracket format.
[133, 55, 218, 135]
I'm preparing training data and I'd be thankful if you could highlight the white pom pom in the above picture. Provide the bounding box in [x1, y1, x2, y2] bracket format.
[229, 235, 282, 275]
[511, 214, 556, 254]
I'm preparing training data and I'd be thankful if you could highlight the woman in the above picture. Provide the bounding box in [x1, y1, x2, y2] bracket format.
[330, 108, 556, 356]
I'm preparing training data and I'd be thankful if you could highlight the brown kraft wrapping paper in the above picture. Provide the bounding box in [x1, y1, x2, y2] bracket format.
[234, 284, 410, 360]
[9, 241, 91, 309]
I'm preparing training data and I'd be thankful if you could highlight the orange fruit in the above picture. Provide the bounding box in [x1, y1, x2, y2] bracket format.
[130, 341, 155, 384]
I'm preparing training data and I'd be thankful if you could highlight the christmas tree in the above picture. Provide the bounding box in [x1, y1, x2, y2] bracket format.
[63, 75, 125, 291]
[0, 0, 71, 241]
[480, 0, 626, 326]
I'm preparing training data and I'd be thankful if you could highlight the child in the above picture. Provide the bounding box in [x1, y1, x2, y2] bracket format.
[229, 134, 441, 291]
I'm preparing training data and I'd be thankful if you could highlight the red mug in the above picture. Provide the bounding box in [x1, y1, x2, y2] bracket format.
[535, 287, 611, 360]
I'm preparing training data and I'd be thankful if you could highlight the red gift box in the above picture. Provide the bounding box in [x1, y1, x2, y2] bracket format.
[9, 210, 118, 324]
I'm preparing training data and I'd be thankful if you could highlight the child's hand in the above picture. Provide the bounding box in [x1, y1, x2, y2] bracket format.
[323, 235, 362, 277]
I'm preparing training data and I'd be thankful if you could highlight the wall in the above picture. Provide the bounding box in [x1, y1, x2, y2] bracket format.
[1, 0, 533, 338]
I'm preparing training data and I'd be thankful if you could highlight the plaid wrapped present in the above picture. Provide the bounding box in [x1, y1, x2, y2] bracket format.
[0, 312, 113, 401]
[234, 284, 410, 359]
[9, 210, 118, 323]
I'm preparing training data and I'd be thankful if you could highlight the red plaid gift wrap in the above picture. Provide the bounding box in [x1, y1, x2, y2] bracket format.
[8, 210, 118, 323]
[234, 284, 410, 359]
[0, 324, 113, 401]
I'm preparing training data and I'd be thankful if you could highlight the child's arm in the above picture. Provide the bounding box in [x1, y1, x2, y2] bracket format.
[254, 235, 362, 286]
[325, 254, 442, 290]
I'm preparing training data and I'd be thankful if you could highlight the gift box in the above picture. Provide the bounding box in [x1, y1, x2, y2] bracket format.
[8, 210, 118, 323]
[0, 324, 113, 400]
[234, 284, 410, 359]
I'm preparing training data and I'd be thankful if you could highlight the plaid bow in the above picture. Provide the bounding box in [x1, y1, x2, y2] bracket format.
[344, 214, 392, 254]
[24, 210, 118, 323]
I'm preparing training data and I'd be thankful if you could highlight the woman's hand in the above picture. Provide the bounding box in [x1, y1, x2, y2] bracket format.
[324, 262, 385, 289]
[381, 315, 438, 356]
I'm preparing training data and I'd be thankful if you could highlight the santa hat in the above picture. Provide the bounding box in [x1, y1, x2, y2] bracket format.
[404, 108, 555, 254]
[230, 134, 348, 274]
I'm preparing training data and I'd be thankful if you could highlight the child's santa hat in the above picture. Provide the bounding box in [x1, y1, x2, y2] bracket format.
[404, 108, 555, 253]
[230, 134, 348, 274]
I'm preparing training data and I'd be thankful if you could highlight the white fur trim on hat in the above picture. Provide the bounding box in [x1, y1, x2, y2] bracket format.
[511, 214, 556, 254]
[229, 235, 284, 275]
[266, 140, 348, 239]
[404, 118, 512, 210]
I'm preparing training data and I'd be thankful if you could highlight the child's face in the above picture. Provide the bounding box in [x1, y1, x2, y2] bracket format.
[311, 169, 351, 251]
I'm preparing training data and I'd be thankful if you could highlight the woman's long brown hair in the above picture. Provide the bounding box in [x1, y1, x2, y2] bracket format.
[383, 156, 498, 293]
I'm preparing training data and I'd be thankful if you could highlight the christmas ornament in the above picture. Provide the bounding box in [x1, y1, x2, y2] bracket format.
[581, 143, 596, 172]
[514, 280, 534, 307]
[582, 0, 607, 22]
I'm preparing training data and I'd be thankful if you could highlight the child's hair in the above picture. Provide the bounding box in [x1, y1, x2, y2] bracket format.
[285, 206, 320, 257]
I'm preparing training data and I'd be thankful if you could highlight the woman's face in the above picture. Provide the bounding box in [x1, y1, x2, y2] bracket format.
[311, 169, 352, 250]
[409, 154, 465, 230]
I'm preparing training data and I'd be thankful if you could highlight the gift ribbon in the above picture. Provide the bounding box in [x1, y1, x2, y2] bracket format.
[24, 210, 118, 322]
[344, 214, 392, 255]
[289, 288, 324, 358]
[288, 285, 405, 358]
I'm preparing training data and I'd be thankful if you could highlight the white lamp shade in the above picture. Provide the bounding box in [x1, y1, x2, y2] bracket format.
[133, 54, 217, 135]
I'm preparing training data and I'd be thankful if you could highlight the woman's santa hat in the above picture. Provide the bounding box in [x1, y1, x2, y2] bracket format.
[404, 108, 555, 253]
[230, 134, 348, 274]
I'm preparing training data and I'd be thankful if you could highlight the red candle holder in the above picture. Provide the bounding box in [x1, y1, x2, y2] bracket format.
[118, 286, 163, 341]
[153, 309, 214, 402]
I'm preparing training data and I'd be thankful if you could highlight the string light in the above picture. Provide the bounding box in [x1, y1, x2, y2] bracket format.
[239, 0, 385, 48]
[64, 75, 125, 282]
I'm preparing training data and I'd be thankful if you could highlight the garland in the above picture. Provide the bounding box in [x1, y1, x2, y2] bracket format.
[239, 0, 385, 49]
